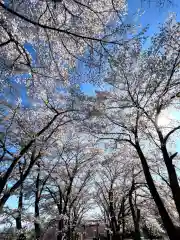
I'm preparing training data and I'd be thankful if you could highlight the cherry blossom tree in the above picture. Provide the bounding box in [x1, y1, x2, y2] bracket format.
[1, 2, 179, 240]
[83, 16, 180, 240]
[0, 87, 84, 210]
[35, 131, 100, 240]
[0, 0, 127, 92]
[94, 147, 164, 240]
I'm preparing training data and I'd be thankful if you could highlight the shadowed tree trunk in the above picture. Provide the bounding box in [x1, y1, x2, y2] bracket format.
[121, 198, 125, 240]
[34, 162, 41, 240]
[117, 197, 125, 240]
[109, 190, 120, 240]
[16, 164, 26, 240]
[57, 218, 64, 240]
[128, 179, 141, 240]
[157, 128, 180, 219]
[135, 139, 180, 240]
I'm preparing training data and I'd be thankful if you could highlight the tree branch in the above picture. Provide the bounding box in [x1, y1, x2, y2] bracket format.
[0, 39, 11, 47]
[0, 2, 122, 45]
[164, 125, 180, 143]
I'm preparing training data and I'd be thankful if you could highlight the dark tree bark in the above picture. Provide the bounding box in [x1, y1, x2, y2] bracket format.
[117, 197, 125, 240]
[34, 162, 41, 240]
[121, 198, 125, 240]
[46, 186, 64, 240]
[108, 191, 120, 240]
[57, 218, 64, 240]
[16, 165, 26, 240]
[158, 131, 180, 219]
[128, 180, 141, 240]
[135, 140, 180, 240]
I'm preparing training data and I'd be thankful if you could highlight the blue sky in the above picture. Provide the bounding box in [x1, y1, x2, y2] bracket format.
[81, 0, 180, 94]
[128, 0, 180, 30]
[5, 0, 180, 209]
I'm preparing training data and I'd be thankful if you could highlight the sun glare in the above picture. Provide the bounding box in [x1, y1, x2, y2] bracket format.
[157, 110, 171, 127]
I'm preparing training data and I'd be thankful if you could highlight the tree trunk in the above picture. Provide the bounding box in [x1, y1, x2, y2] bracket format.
[34, 165, 41, 240]
[66, 219, 72, 240]
[34, 199, 41, 240]
[121, 198, 125, 240]
[16, 165, 26, 240]
[117, 197, 125, 240]
[128, 180, 141, 240]
[16, 214, 26, 240]
[0, 192, 10, 211]
[135, 141, 180, 240]
[106, 229, 111, 240]
[0, 150, 38, 210]
[112, 234, 120, 240]
[134, 209, 141, 240]
[109, 190, 118, 236]
[57, 218, 64, 240]
[161, 144, 180, 219]
[156, 127, 180, 219]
